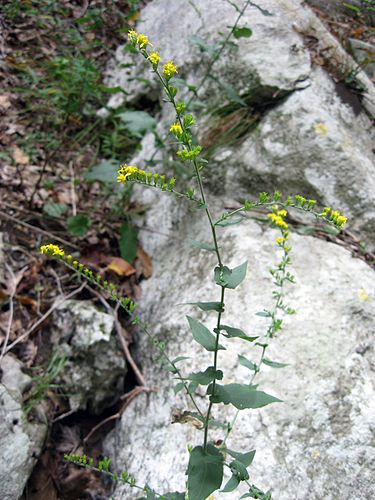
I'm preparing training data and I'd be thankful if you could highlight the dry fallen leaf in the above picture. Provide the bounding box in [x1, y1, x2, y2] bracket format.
[106, 257, 135, 277]
[12, 146, 29, 165]
[0, 94, 11, 111]
[136, 246, 153, 279]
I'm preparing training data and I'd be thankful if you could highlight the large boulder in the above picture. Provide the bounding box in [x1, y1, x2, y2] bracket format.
[105, 0, 375, 247]
[0, 355, 47, 500]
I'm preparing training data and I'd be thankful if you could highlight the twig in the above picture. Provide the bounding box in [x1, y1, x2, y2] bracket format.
[0, 210, 79, 250]
[3, 283, 85, 354]
[69, 161, 77, 217]
[83, 386, 153, 444]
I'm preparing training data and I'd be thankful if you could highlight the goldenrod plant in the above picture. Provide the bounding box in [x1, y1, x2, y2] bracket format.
[40, 29, 347, 500]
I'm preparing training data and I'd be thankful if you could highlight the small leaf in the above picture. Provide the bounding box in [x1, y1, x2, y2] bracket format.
[43, 202, 67, 218]
[220, 324, 258, 342]
[214, 262, 247, 289]
[186, 366, 223, 385]
[172, 356, 190, 364]
[256, 310, 271, 317]
[238, 355, 256, 371]
[215, 217, 244, 227]
[226, 449, 256, 467]
[262, 358, 288, 368]
[187, 445, 224, 500]
[98, 85, 128, 95]
[67, 214, 91, 237]
[208, 383, 281, 410]
[221, 474, 240, 492]
[118, 110, 156, 138]
[119, 222, 138, 264]
[84, 159, 119, 183]
[188, 302, 224, 312]
[174, 382, 185, 395]
[188, 35, 219, 58]
[229, 459, 249, 480]
[186, 316, 226, 352]
[190, 239, 216, 252]
[162, 493, 186, 500]
[233, 26, 253, 39]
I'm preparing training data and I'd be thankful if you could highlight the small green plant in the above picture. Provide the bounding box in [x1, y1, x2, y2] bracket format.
[40, 26, 347, 499]
[23, 352, 67, 418]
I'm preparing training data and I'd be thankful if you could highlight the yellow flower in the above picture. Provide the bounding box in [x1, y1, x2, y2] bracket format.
[137, 33, 149, 49]
[170, 122, 183, 137]
[336, 215, 347, 227]
[148, 51, 160, 66]
[314, 122, 329, 137]
[40, 244, 65, 257]
[163, 61, 178, 79]
[128, 30, 137, 44]
[267, 213, 288, 230]
[276, 237, 285, 245]
[277, 209, 287, 218]
[117, 165, 139, 184]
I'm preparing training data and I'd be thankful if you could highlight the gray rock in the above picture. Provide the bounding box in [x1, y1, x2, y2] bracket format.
[105, 0, 375, 248]
[51, 300, 126, 414]
[0, 355, 47, 500]
[104, 197, 375, 499]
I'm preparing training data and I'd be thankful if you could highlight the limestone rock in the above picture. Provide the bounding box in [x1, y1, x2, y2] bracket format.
[0, 355, 47, 500]
[51, 300, 126, 414]
[104, 199, 375, 500]
[105, 0, 375, 247]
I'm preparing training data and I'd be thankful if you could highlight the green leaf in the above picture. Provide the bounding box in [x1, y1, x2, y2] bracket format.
[43, 202, 67, 218]
[343, 2, 361, 13]
[188, 302, 224, 312]
[214, 262, 247, 289]
[215, 217, 244, 227]
[221, 474, 240, 492]
[186, 366, 223, 385]
[162, 493, 186, 500]
[186, 316, 226, 352]
[98, 85, 128, 95]
[84, 159, 119, 183]
[215, 80, 247, 106]
[172, 356, 190, 364]
[119, 222, 138, 264]
[189, 239, 216, 252]
[188, 35, 219, 58]
[256, 310, 271, 317]
[67, 214, 91, 237]
[208, 383, 282, 410]
[238, 355, 256, 371]
[220, 325, 258, 342]
[118, 110, 156, 138]
[229, 459, 249, 480]
[233, 26, 253, 39]
[262, 358, 288, 368]
[187, 444, 224, 500]
[174, 382, 185, 395]
[226, 449, 256, 467]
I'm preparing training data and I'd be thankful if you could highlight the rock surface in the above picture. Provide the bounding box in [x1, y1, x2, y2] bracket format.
[103, 1, 375, 498]
[0, 355, 47, 500]
[105, 0, 375, 247]
[51, 300, 126, 414]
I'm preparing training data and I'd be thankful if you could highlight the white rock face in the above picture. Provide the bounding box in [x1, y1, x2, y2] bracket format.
[51, 300, 126, 414]
[104, 195, 375, 499]
[0, 355, 46, 500]
[105, 0, 375, 247]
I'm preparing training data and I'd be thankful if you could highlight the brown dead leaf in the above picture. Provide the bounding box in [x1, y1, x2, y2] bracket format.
[21, 341, 38, 368]
[106, 257, 135, 277]
[12, 146, 29, 165]
[0, 94, 11, 111]
[136, 246, 153, 279]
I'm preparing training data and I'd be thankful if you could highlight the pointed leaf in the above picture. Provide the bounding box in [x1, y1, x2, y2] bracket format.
[229, 459, 249, 480]
[186, 366, 223, 385]
[215, 217, 244, 227]
[233, 26, 253, 39]
[119, 222, 138, 264]
[220, 325, 258, 342]
[174, 382, 185, 395]
[221, 474, 240, 492]
[190, 239, 216, 252]
[187, 316, 226, 352]
[187, 445, 224, 500]
[188, 302, 224, 312]
[226, 449, 256, 467]
[238, 355, 256, 371]
[172, 356, 190, 364]
[262, 358, 288, 368]
[208, 383, 282, 410]
[214, 262, 247, 289]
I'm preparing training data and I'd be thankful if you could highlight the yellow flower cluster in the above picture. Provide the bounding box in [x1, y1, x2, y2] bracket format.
[137, 34, 149, 49]
[148, 51, 161, 65]
[117, 164, 142, 184]
[267, 210, 288, 230]
[330, 210, 347, 228]
[163, 61, 178, 79]
[170, 122, 183, 137]
[40, 244, 65, 257]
